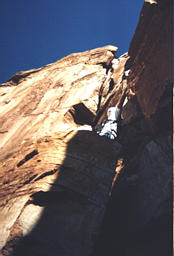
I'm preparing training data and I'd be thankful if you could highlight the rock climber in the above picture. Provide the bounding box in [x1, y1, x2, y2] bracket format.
[95, 88, 127, 140]
[96, 106, 120, 139]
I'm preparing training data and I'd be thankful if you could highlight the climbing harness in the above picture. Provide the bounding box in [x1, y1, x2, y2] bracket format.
[95, 119, 118, 140]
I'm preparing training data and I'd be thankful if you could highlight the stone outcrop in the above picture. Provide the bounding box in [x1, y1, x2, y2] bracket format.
[92, 0, 173, 256]
[0, 0, 172, 255]
[128, 0, 173, 119]
[0, 45, 127, 256]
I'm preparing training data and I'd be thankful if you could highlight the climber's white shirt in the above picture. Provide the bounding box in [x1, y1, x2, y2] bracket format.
[99, 106, 120, 140]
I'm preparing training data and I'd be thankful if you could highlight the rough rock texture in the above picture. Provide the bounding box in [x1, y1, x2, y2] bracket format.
[0, 45, 127, 256]
[127, 0, 173, 118]
[92, 0, 173, 256]
[0, 0, 172, 255]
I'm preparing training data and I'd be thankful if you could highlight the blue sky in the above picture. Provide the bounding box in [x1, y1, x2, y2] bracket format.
[0, 0, 144, 83]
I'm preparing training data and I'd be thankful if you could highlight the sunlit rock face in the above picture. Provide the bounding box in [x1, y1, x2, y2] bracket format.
[0, 0, 172, 255]
[0, 45, 128, 256]
[128, 0, 173, 119]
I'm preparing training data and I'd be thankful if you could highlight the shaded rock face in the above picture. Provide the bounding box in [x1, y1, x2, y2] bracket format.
[0, 1, 172, 256]
[92, 1, 173, 256]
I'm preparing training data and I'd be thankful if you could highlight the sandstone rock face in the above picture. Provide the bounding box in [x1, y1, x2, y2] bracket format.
[0, 45, 127, 255]
[127, 0, 173, 118]
[92, 1, 173, 256]
[0, 0, 172, 255]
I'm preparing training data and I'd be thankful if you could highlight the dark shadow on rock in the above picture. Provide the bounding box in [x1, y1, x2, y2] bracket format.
[91, 132, 173, 256]
[11, 130, 121, 256]
[66, 103, 95, 126]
